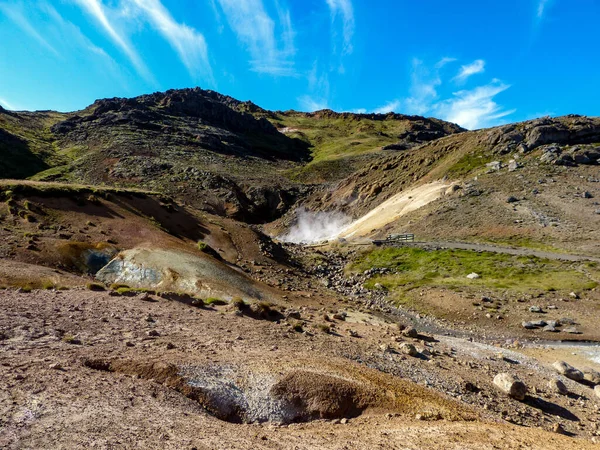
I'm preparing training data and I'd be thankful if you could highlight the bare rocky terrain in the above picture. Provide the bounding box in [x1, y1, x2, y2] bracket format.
[1, 89, 600, 449]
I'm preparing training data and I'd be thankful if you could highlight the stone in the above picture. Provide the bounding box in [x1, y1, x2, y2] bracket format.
[506, 196, 519, 203]
[563, 326, 581, 334]
[548, 379, 569, 395]
[552, 423, 565, 434]
[486, 161, 502, 171]
[522, 321, 536, 329]
[493, 373, 528, 400]
[595, 385, 600, 399]
[553, 361, 584, 381]
[400, 343, 418, 357]
[402, 326, 419, 338]
[529, 306, 543, 313]
[466, 273, 480, 279]
[507, 160, 519, 171]
[583, 368, 600, 385]
[147, 330, 160, 337]
[583, 191, 594, 199]
[531, 320, 547, 327]
[49, 362, 63, 370]
[569, 292, 580, 299]
[543, 325, 558, 333]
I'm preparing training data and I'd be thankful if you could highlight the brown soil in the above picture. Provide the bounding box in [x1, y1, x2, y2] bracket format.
[2, 288, 600, 449]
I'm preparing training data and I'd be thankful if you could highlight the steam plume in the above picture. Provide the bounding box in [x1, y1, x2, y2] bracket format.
[279, 208, 350, 244]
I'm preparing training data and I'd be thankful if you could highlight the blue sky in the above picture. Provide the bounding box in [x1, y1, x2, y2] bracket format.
[0, 0, 598, 129]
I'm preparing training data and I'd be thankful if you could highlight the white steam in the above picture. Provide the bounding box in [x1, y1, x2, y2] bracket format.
[279, 208, 351, 244]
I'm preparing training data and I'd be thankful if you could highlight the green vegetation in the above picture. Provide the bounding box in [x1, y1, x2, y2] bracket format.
[445, 148, 493, 177]
[86, 282, 106, 291]
[348, 247, 600, 299]
[271, 112, 454, 182]
[204, 297, 227, 306]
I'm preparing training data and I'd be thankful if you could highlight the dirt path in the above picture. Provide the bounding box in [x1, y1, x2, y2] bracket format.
[338, 181, 453, 239]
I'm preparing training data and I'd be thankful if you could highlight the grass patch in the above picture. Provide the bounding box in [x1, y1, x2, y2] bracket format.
[348, 247, 600, 297]
[445, 148, 493, 178]
[204, 297, 227, 306]
[86, 282, 106, 291]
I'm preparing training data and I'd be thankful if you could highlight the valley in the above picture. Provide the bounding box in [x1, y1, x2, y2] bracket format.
[1, 89, 600, 449]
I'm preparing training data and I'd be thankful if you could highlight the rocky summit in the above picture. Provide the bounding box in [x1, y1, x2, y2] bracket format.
[1, 88, 600, 450]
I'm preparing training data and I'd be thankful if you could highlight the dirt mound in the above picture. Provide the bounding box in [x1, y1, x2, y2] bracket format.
[83, 358, 473, 425]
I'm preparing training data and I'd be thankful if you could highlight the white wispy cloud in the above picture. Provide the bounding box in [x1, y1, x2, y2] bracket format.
[298, 96, 329, 112]
[453, 59, 485, 83]
[0, 97, 16, 110]
[435, 57, 457, 69]
[297, 61, 330, 111]
[373, 100, 401, 114]
[326, 0, 355, 56]
[434, 80, 515, 130]
[537, 0, 552, 18]
[403, 58, 514, 129]
[404, 58, 442, 115]
[216, 0, 296, 76]
[74, 0, 153, 82]
[129, 0, 213, 82]
[0, 2, 60, 57]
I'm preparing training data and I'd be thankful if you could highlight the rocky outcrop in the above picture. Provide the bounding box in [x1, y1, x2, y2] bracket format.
[481, 115, 600, 155]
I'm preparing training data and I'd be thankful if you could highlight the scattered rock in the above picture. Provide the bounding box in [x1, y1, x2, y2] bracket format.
[399, 343, 418, 357]
[49, 362, 63, 370]
[529, 306, 542, 313]
[506, 196, 518, 203]
[553, 361, 584, 381]
[569, 292, 580, 299]
[522, 321, 536, 330]
[402, 326, 419, 338]
[562, 326, 581, 334]
[552, 423, 565, 434]
[583, 368, 600, 385]
[543, 325, 558, 333]
[147, 330, 160, 337]
[466, 273, 480, 280]
[493, 373, 528, 400]
[548, 379, 569, 395]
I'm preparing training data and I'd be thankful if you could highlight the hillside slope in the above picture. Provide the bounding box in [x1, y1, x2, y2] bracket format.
[299, 115, 600, 254]
[0, 88, 464, 222]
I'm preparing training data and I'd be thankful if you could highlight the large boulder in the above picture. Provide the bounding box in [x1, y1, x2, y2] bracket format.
[553, 361, 584, 382]
[493, 373, 528, 400]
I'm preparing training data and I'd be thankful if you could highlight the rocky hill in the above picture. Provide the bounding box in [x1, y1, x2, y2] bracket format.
[296, 115, 600, 255]
[0, 88, 464, 222]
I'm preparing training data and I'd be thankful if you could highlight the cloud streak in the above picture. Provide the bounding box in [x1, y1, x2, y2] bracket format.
[0, 97, 16, 110]
[435, 80, 515, 129]
[216, 0, 296, 76]
[404, 58, 514, 129]
[0, 2, 60, 57]
[74, 0, 153, 82]
[537, 0, 552, 18]
[326, 0, 355, 56]
[453, 59, 485, 83]
[130, 0, 213, 82]
[373, 100, 401, 114]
